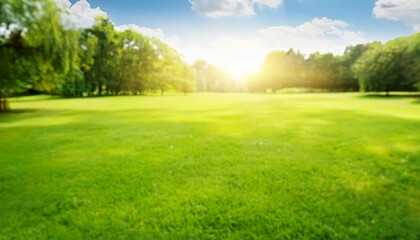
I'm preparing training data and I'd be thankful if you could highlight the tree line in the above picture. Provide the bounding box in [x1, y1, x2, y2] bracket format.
[246, 34, 420, 95]
[0, 0, 194, 111]
[192, 60, 245, 92]
[1, 0, 420, 112]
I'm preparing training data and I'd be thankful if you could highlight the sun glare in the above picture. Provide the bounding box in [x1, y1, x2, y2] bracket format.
[200, 38, 264, 81]
[225, 60, 260, 81]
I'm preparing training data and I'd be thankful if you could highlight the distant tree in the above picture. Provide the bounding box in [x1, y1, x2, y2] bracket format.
[59, 30, 85, 97]
[306, 52, 340, 91]
[337, 44, 369, 91]
[76, 29, 98, 97]
[191, 60, 237, 92]
[114, 30, 139, 95]
[177, 63, 195, 95]
[352, 37, 419, 96]
[119, 32, 156, 95]
[259, 49, 305, 93]
[245, 72, 265, 93]
[148, 41, 185, 95]
[192, 60, 210, 91]
[89, 18, 119, 96]
[399, 33, 420, 92]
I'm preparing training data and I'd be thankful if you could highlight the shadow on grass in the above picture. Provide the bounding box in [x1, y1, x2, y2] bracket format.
[359, 93, 420, 99]
[412, 99, 420, 104]
[9, 95, 64, 103]
[9, 93, 188, 104]
[0, 109, 40, 115]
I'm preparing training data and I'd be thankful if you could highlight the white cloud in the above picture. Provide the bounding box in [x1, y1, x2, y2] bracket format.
[117, 24, 165, 39]
[189, 0, 283, 18]
[373, 0, 420, 32]
[253, 0, 283, 8]
[116, 24, 180, 49]
[52, 0, 107, 29]
[51, 0, 181, 48]
[258, 17, 366, 54]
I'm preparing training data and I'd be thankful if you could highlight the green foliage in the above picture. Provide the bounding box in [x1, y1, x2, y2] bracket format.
[306, 52, 340, 90]
[250, 34, 420, 94]
[249, 50, 353, 93]
[337, 44, 369, 91]
[0, 0, 193, 108]
[260, 49, 305, 92]
[176, 62, 196, 95]
[1, 93, 420, 239]
[0, 0, 69, 110]
[116, 30, 149, 95]
[353, 34, 420, 95]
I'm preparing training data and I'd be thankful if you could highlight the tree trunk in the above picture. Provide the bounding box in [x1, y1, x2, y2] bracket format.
[98, 82, 102, 96]
[89, 83, 95, 97]
[0, 96, 9, 112]
[161, 88, 164, 96]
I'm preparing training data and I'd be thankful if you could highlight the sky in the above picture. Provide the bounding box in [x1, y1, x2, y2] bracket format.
[58, 0, 419, 77]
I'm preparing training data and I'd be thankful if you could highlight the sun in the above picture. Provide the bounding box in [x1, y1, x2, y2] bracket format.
[225, 60, 260, 81]
[195, 40, 264, 81]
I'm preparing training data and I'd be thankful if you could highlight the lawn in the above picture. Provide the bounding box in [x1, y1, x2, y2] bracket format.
[0, 93, 419, 239]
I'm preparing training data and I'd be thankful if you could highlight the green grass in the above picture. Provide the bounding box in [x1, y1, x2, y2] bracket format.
[1, 93, 419, 239]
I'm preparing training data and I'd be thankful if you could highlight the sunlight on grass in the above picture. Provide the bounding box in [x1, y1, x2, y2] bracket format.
[1, 93, 419, 239]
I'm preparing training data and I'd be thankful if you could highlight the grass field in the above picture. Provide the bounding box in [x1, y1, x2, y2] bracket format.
[0, 93, 419, 239]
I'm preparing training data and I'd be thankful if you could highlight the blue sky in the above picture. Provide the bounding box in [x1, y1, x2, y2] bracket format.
[65, 0, 419, 75]
[80, 0, 413, 39]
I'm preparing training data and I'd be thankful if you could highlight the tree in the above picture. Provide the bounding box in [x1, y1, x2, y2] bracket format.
[352, 37, 419, 96]
[259, 49, 305, 93]
[337, 44, 369, 91]
[150, 41, 190, 95]
[306, 52, 340, 91]
[177, 63, 195, 95]
[245, 72, 265, 93]
[399, 33, 420, 92]
[116, 30, 155, 95]
[0, 0, 194, 104]
[192, 60, 211, 92]
[75, 29, 98, 97]
[192, 60, 238, 92]
[0, 0, 70, 111]
[89, 18, 119, 96]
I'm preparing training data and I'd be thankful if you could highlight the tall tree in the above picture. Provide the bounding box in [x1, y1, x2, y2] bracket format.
[90, 18, 119, 96]
[0, 0, 71, 111]
[75, 29, 98, 97]
[150, 41, 186, 95]
[116, 30, 155, 95]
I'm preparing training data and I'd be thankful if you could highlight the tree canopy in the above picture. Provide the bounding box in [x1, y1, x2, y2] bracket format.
[248, 34, 420, 95]
[0, 0, 194, 111]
